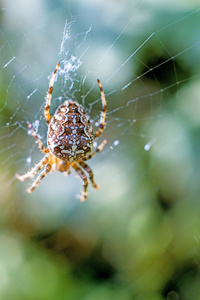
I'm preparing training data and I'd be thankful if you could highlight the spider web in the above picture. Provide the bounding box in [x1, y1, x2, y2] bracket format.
[0, 1, 199, 201]
[0, 0, 200, 298]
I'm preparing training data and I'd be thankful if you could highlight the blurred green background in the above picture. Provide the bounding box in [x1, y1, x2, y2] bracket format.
[0, 0, 200, 299]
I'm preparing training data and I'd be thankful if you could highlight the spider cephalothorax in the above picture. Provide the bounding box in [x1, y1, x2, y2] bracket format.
[16, 62, 107, 201]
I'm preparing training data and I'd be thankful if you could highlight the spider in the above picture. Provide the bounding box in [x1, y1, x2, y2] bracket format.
[16, 62, 107, 202]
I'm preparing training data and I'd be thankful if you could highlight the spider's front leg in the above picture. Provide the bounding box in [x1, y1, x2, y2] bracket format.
[16, 155, 49, 182]
[71, 162, 88, 202]
[27, 163, 52, 193]
[78, 160, 100, 190]
[44, 62, 60, 124]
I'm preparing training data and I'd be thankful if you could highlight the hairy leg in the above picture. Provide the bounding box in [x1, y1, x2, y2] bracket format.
[27, 163, 51, 193]
[16, 155, 49, 181]
[78, 160, 100, 189]
[94, 79, 107, 138]
[44, 62, 60, 124]
[83, 139, 107, 161]
[27, 121, 49, 154]
[71, 162, 88, 202]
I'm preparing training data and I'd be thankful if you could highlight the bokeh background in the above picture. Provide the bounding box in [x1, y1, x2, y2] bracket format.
[0, 0, 200, 299]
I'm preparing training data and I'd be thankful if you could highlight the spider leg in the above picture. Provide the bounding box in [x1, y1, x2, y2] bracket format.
[16, 155, 50, 182]
[71, 162, 88, 202]
[78, 160, 100, 190]
[27, 163, 52, 193]
[27, 121, 49, 154]
[83, 139, 107, 161]
[44, 62, 60, 124]
[94, 79, 107, 138]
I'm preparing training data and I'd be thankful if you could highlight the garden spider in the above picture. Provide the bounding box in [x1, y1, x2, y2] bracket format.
[16, 62, 107, 202]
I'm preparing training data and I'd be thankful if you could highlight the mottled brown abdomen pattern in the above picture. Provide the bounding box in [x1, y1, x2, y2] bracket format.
[47, 100, 94, 162]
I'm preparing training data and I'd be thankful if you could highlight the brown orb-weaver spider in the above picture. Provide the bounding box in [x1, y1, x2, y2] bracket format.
[16, 62, 107, 202]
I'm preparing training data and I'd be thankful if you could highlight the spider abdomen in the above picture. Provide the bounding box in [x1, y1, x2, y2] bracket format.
[47, 100, 94, 162]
